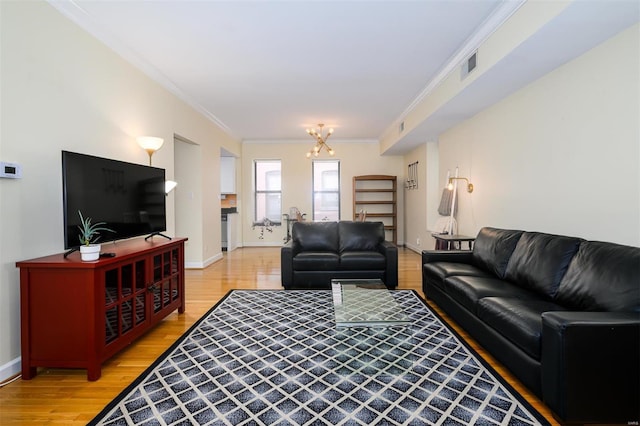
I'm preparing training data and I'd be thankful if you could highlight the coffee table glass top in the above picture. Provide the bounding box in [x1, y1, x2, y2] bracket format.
[331, 279, 410, 327]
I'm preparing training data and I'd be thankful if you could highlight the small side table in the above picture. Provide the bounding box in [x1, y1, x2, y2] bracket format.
[432, 234, 476, 250]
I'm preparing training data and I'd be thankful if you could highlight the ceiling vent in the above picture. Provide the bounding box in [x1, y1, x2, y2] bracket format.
[461, 51, 477, 80]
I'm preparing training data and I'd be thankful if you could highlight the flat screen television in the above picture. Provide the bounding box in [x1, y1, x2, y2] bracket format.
[62, 150, 166, 249]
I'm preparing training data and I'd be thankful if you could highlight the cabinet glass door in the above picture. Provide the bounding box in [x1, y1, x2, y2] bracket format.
[121, 264, 134, 333]
[104, 259, 147, 345]
[151, 249, 181, 315]
[134, 260, 146, 325]
[105, 269, 119, 344]
[168, 249, 180, 303]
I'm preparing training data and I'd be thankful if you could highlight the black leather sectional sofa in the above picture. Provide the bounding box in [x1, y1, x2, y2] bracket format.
[422, 227, 639, 424]
[281, 221, 398, 289]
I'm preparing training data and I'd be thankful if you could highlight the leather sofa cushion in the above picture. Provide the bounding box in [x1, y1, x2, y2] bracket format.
[338, 221, 384, 252]
[292, 252, 339, 271]
[472, 227, 524, 278]
[504, 232, 582, 299]
[339, 251, 386, 270]
[424, 263, 492, 290]
[445, 276, 537, 314]
[555, 241, 640, 312]
[477, 297, 567, 360]
[292, 221, 338, 252]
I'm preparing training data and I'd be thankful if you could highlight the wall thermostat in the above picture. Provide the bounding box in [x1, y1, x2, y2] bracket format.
[0, 162, 22, 179]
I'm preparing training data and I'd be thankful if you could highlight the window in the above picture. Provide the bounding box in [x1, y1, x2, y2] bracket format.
[254, 160, 281, 225]
[312, 160, 340, 221]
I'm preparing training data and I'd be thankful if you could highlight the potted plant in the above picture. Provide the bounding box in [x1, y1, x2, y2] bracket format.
[252, 217, 274, 240]
[77, 211, 114, 261]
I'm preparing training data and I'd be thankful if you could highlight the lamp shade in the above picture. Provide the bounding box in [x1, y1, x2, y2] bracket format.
[165, 180, 178, 194]
[137, 136, 164, 152]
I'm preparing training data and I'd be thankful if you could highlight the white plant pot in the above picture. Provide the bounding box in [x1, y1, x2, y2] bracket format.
[80, 244, 101, 261]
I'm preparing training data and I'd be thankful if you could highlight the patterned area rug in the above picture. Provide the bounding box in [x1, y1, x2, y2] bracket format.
[89, 290, 550, 425]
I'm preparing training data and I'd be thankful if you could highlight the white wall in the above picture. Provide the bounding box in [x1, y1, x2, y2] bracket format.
[402, 144, 428, 252]
[241, 140, 405, 246]
[403, 142, 441, 253]
[0, 1, 238, 380]
[175, 136, 223, 268]
[438, 23, 640, 246]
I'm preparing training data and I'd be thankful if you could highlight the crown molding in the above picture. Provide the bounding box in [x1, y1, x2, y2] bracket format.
[383, 0, 526, 140]
[47, 0, 236, 138]
[242, 138, 379, 145]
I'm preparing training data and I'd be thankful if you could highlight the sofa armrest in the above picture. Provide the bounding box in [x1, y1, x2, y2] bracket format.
[380, 241, 398, 289]
[541, 311, 640, 423]
[281, 241, 294, 289]
[421, 250, 473, 265]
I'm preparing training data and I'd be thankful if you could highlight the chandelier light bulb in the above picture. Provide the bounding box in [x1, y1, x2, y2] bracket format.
[447, 182, 454, 191]
[304, 123, 337, 158]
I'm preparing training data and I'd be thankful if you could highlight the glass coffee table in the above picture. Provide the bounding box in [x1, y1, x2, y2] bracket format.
[331, 279, 410, 327]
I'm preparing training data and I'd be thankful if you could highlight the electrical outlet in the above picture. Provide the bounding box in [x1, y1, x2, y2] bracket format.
[416, 237, 421, 246]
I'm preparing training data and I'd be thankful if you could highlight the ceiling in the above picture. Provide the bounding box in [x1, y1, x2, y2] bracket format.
[51, 1, 638, 155]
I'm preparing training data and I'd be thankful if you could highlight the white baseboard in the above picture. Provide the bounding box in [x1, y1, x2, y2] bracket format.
[185, 252, 223, 269]
[243, 242, 285, 247]
[404, 243, 423, 254]
[0, 357, 21, 382]
[203, 253, 223, 268]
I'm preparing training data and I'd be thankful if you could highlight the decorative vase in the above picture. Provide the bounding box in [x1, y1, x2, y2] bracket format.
[80, 244, 101, 261]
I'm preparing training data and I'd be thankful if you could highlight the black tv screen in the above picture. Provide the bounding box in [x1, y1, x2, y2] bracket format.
[62, 150, 166, 249]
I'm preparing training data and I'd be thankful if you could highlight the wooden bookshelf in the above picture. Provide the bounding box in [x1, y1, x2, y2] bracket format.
[353, 175, 397, 244]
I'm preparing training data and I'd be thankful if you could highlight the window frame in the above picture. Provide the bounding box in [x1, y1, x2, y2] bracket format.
[312, 160, 340, 221]
[253, 159, 282, 226]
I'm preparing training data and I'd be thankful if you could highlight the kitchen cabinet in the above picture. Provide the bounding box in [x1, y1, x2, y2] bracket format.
[220, 157, 236, 194]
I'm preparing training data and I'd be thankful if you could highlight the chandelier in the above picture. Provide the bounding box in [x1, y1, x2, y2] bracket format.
[305, 123, 335, 158]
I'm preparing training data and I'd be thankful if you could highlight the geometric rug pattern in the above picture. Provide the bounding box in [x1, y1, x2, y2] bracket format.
[89, 290, 549, 425]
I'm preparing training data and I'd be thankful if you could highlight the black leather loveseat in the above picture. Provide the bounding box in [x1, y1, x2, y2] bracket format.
[422, 227, 639, 424]
[281, 221, 397, 289]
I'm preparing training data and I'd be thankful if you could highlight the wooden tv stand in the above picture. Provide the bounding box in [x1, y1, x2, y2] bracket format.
[16, 237, 187, 381]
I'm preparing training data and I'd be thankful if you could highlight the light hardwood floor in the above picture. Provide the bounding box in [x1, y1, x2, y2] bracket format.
[0, 247, 559, 425]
